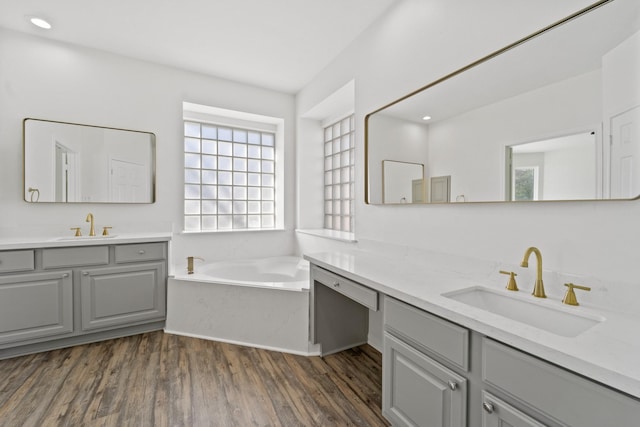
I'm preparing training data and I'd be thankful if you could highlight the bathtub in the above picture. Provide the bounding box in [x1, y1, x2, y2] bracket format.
[176, 256, 309, 291]
[165, 256, 316, 355]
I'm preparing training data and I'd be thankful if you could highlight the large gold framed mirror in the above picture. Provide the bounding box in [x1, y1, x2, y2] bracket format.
[24, 118, 156, 203]
[365, 0, 640, 204]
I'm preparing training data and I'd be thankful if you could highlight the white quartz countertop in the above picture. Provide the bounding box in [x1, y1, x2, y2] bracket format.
[0, 232, 172, 250]
[304, 249, 640, 400]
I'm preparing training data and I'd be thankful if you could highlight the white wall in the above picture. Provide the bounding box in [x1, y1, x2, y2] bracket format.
[543, 143, 596, 200]
[0, 28, 297, 270]
[296, 0, 640, 286]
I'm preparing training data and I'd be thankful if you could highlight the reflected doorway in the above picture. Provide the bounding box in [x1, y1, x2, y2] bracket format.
[54, 142, 78, 202]
[610, 106, 640, 199]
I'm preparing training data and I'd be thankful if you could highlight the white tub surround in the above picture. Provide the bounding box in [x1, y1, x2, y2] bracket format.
[166, 256, 313, 355]
[305, 248, 640, 400]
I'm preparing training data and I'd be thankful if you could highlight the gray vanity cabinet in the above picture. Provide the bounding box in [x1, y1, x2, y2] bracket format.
[480, 391, 545, 427]
[80, 262, 166, 331]
[384, 333, 467, 427]
[309, 261, 640, 427]
[0, 270, 73, 345]
[383, 297, 468, 427]
[482, 338, 640, 427]
[0, 241, 168, 359]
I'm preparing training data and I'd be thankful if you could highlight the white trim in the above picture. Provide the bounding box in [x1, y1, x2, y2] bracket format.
[163, 329, 320, 357]
[296, 228, 357, 243]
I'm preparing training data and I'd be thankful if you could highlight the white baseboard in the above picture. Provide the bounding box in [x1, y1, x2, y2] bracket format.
[163, 328, 318, 357]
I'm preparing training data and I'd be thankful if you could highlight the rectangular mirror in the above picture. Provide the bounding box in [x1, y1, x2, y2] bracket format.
[366, 0, 640, 204]
[382, 160, 424, 203]
[24, 118, 156, 203]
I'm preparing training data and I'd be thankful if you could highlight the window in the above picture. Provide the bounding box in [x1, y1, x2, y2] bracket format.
[184, 121, 277, 231]
[324, 115, 354, 232]
[513, 166, 539, 201]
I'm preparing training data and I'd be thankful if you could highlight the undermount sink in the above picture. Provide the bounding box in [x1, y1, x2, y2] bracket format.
[54, 235, 118, 241]
[442, 286, 605, 337]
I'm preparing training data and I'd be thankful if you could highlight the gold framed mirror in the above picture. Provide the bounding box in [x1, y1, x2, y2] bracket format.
[365, 0, 640, 204]
[24, 118, 156, 203]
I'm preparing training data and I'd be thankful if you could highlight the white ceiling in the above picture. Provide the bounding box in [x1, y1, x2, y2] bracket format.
[0, 0, 397, 94]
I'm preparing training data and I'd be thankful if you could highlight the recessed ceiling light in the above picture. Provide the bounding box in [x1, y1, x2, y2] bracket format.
[422, 115, 431, 121]
[29, 16, 52, 30]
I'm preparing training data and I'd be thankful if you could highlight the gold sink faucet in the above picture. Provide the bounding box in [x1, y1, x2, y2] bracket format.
[520, 246, 546, 298]
[86, 213, 96, 236]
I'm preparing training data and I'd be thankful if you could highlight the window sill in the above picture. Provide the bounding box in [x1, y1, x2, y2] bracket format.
[181, 228, 286, 235]
[295, 229, 357, 243]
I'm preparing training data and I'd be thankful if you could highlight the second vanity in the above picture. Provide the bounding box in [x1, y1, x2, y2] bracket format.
[0, 234, 170, 359]
[306, 249, 640, 427]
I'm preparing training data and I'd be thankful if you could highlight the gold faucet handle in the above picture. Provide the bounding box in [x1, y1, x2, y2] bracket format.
[102, 226, 113, 236]
[70, 227, 82, 237]
[499, 270, 519, 291]
[562, 283, 591, 306]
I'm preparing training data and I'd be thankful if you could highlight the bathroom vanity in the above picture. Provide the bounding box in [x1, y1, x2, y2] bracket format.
[307, 250, 640, 427]
[0, 234, 170, 359]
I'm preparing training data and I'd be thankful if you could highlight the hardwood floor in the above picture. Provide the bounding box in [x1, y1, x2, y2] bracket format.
[0, 332, 390, 426]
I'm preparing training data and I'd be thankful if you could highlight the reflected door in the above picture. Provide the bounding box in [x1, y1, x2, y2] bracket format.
[54, 142, 78, 203]
[110, 159, 147, 202]
[611, 106, 640, 198]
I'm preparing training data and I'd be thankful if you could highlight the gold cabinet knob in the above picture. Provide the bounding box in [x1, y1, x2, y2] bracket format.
[499, 270, 519, 291]
[562, 283, 591, 306]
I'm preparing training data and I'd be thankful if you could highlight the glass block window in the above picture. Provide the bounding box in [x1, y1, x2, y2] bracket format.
[324, 115, 354, 231]
[184, 121, 276, 231]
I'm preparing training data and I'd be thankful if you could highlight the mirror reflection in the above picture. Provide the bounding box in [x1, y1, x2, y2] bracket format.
[24, 119, 155, 203]
[383, 160, 424, 203]
[366, 0, 640, 204]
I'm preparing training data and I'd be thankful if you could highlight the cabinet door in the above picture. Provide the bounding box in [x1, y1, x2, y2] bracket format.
[383, 332, 466, 427]
[481, 391, 545, 427]
[0, 271, 73, 345]
[80, 262, 166, 331]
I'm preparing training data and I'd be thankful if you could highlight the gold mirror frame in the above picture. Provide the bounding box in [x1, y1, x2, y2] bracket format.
[365, 0, 640, 204]
[24, 118, 156, 204]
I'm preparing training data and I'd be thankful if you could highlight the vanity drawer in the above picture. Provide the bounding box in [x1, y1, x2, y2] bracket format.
[482, 338, 640, 427]
[311, 265, 378, 311]
[115, 243, 166, 263]
[0, 250, 35, 273]
[385, 297, 469, 371]
[42, 246, 109, 269]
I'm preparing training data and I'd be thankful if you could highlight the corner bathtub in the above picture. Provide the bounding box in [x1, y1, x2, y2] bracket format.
[166, 256, 315, 355]
[180, 256, 310, 291]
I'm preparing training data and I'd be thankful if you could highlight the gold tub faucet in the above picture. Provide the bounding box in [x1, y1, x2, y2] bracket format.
[520, 246, 546, 298]
[86, 213, 96, 236]
[187, 256, 205, 274]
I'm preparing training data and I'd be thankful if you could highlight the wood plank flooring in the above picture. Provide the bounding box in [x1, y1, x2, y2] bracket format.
[0, 332, 390, 426]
